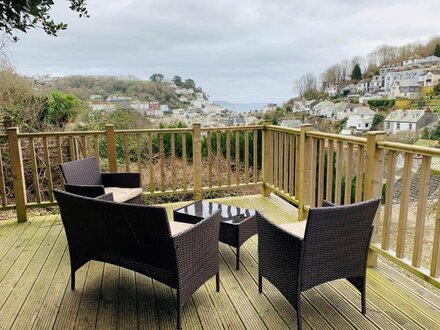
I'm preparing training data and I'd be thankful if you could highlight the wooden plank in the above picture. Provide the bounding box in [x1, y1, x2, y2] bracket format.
[335, 141, 343, 205]
[355, 145, 364, 202]
[68, 136, 75, 161]
[135, 274, 159, 329]
[182, 133, 187, 191]
[226, 131, 231, 186]
[289, 135, 295, 197]
[273, 131, 278, 188]
[159, 133, 165, 192]
[116, 267, 138, 329]
[56, 136, 65, 190]
[245, 130, 249, 184]
[42, 137, 54, 202]
[310, 137, 317, 207]
[432, 185, 440, 277]
[93, 135, 100, 166]
[124, 133, 130, 172]
[326, 140, 334, 202]
[0, 147, 7, 206]
[235, 130, 240, 185]
[317, 138, 325, 207]
[278, 132, 283, 190]
[136, 134, 141, 176]
[283, 132, 289, 193]
[344, 143, 354, 205]
[253, 130, 258, 183]
[81, 135, 87, 158]
[382, 150, 397, 250]
[95, 263, 119, 329]
[207, 131, 212, 187]
[396, 152, 413, 259]
[29, 137, 41, 204]
[217, 131, 222, 186]
[147, 133, 154, 193]
[171, 133, 176, 191]
[412, 155, 431, 268]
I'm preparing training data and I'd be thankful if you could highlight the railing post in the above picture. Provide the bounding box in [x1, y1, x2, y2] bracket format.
[7, 127, 28, 223]
[298, 124, 313, 221]
[192, 123, 203, 200]
[261, 121, 272, 197]
[105, 124, 117, 172]
[364, 131, 386, 267]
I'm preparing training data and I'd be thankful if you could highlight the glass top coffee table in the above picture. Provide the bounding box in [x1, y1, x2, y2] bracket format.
[173, 200, 257, 270]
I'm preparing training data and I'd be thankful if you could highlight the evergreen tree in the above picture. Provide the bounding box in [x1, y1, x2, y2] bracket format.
[435, 44, 440, 57]
[351, 64, 362, 81]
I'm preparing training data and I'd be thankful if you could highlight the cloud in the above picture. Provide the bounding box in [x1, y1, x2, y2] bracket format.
[7, 0, 440, 103]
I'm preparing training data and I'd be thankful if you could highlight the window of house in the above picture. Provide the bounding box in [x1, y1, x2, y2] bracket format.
[409, 123, 413, 129]
[387, 122, 390, 129]
[397, 123, 400, 130]
[365, 123, 369, 128]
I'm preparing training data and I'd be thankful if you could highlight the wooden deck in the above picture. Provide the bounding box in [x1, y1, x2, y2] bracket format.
[0, 194, 439, 329]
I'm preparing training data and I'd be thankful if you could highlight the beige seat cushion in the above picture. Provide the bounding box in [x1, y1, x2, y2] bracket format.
[169, 221, 194, 237]
[280, 221, 307, 238]
[104, 187, 142, 203]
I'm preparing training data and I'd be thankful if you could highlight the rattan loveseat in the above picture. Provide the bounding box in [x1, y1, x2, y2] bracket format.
[256, 198, 381, 330]
[54, 189, 221, 329]
[60, 156, 142, 203]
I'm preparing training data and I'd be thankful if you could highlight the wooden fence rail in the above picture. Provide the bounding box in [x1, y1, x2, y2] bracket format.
[1, 123, 440, 287]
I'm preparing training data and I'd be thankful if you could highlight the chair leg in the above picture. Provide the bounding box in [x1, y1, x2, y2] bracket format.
[71, 270, 75, 291]
[176, 294, 182, 329]
[216, 272, 220, 292]
[296, 295, 302, 330]
[236, 247, 240, 270]
[361, 278, 366, 315]
[258, 274, 263, 293]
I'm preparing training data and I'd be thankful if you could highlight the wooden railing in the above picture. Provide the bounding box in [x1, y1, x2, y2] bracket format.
[1, 123, 440, 287]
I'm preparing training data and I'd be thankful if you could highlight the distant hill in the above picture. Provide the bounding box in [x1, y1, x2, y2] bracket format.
[214, 101, 266, 112]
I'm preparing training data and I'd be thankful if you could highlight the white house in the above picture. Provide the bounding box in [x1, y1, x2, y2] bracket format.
[391, 78, 420, 99]
[345, 107, 376, 132]
[325, 84, 339, 96]
[384, 109, 437, 134]
[419, 70, 440, 87]
[368, 76, 384, 93]
[304, 100, 318, 114]
[356, 79, 371, 93]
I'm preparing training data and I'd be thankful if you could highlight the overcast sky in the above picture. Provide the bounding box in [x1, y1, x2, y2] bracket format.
[7, 0, 440, 103]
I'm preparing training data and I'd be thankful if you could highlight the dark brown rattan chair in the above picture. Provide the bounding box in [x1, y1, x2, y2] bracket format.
[59, 156, 142, 204]
[54, 189, 221, 329]
[256, 198, 381, 330]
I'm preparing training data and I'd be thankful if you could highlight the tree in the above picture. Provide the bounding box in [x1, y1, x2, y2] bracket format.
[149, 73, 164, 83]
[432, 121, 440, 140]
[183, 78, 196, 89]
[351, 64, 362, 81]
[171, 75, 183, 86]
[370, 114, 384, 131]
[434, 44, 440, 57]
[295, 73, 318, 99]
[434, 82, 440, 95]
[0, 0, 89, 41]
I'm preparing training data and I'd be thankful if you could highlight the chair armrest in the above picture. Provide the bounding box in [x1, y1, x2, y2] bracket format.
[322, 200, 336, 207]
[173, 210, 221, 288]
[101, 172, 141, 188]
[64, 184, 105, 198]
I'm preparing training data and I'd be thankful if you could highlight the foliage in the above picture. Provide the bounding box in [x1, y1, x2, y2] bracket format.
[39, 91, 84, 127]
[434, 82, 440, 96]
[367, 99, 395, 108]
[370, 114, 384, 131]
[432, 121, 440, 140]
[149, 73, 164, 83]
[263, 107, 285, 125]
[0, 0, 88, 41]
[434, 44, 440, 57]
[351, 64, 362, 81]
[172, 75, 183, 86]
[334, 118, 347, 133]
[295, 73, 319, 99]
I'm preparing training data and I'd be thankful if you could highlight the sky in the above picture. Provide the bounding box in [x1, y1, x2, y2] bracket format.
[7, 0, 440, 103]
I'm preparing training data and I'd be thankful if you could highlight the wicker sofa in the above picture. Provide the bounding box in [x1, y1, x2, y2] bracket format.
[54, 189, 221, 329]
[256, 198, 381, 330]
[59, 156, 142, 204]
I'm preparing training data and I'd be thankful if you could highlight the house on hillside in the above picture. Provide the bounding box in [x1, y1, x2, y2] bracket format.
[419, 70, 440, 87]
[304, 100, 318, 114]
[391, 79, 420, 98]
[345, 107, 376, 132]
[311, 100, 334, 116]
[356, 79, 371, 93]
[384, 109, 437, 134]
[324, 84, 339, 96]
[335, 103, 363, 120]
[368, 76, 384, 93]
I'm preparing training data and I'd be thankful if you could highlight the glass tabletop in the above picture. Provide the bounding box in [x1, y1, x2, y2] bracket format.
[175, 200, 255, 224]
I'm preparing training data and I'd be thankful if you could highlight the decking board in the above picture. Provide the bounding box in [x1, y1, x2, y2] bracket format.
[0, 194, 439, 329]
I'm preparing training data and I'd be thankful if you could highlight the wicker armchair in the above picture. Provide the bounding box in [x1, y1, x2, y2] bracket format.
[54, 189, 221, 329]
[59, 156, 142, 203]
[257, 198, 381, 330]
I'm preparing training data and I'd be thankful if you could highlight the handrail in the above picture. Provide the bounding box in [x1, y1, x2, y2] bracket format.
[115, 128, 193, 134]
[378, 140, 440, 157]
[265, 125, 300, 134]
[201, 125, 262, 132]
[307, 131, 367, 145]
[18, 130, 105, 138]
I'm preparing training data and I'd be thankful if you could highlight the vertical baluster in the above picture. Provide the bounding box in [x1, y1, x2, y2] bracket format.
[29, 137, 41, 203]
[317, 138, 325, 207]
[171, 133, 176, 191]
[278, 133, 283, 190]
[124, 134, 130, 172]
[42, 137, 54, 202]
[148, 133, 154, 193]
[253, 130, 258, 183]
[235, 130, 240, 185]
[81, 135, 87, 158]
[396, 152, 413, 258]
[283, 133, 289, 192]
[334, 141, 343, 205]
[273, 131, 278, 188]
[412, 155, 431, 268]
[93, 135, 100, 164]
[135, 134, 142, 180]
[355, 145, 364, 202]
[289, 134, 295, 197]
[326, 140, 334, 202]
[182, 133, 187, 191]
[159, 133, 165, 191]
[382, 150, 397, 250]
[295, 135, 299, 195]
[57, 136, 64, 190]
[226, 131, 231, 186]
[69, 136, 75, 161]
[207, 131, 212, 187]
[245, 130, 249, 185]
[217, 131, 222, 186]
[310, 138, 317, 207]
[431, 191, 440, 277]
[344, 143, 354, 205]
[0, 147, 7, 206]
